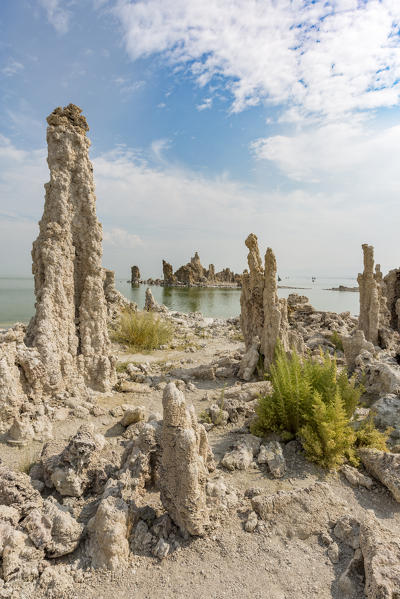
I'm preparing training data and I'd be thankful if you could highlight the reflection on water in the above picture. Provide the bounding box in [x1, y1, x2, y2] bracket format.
[0, 276, 360, 326]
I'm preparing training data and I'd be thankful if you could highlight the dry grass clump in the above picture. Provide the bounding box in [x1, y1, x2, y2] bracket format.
[112, 309, 173, 351]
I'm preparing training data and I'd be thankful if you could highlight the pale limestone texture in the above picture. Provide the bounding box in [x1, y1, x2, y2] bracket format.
[103, 268, 133, 320]
[240, 234, 303, 373]
[86, 496, 131, 570]
[130, 265, 141, 285]
[25, 104, 115, 393]
[144, 287, 167, 312]
[359, 449, 400, 502]
[160, 383, 214, 536]
[360, 514, 400, 599]
[383, 267, 400, 333]
[357, 244, 390, 346]
[162, 252, 242, 287]
[342, 329, 375, 371]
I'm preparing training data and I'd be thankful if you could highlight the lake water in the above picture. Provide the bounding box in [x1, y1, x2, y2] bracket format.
[0, 276, 360, 327]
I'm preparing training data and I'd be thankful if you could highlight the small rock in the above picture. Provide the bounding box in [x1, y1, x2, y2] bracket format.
[257, 441, 286, 478]
[244, 511, 258, 532]
[120, 406, 146, 427]
[327, 542, 340, 564]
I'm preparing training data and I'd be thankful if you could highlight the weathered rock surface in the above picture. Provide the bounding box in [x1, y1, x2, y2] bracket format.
[257, 441, 286, 478]
[238, 336, 260, 381]
[26, 104, 115, 393]
[162, 252, 242, 287]
[343, 329, 375, 371]
[360, 513, 400, 599]
[144, 288, 167, 313]
[86, 496, 131, 569]
[0, 462, 43, 518]
[160, 383, 213, 536]
[221, 435, 261, 471]
[240, 234, 303, 374]
[251, 482, 346, 539]
[357, 244, 391, 347]
[359, 449, 400, 502]
[383, 267, 400, 334]
[104, 268, 134, 320]
[131, 265, 141, 285]
[23, 497, 83, 557]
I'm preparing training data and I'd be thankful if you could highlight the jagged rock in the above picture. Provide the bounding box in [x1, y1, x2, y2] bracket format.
[23, 497, 83, 557]
[170, 364, 216, 381]
[162, 260, 177, 286]
[221, 435, 261, 471]
[0, 527, 44, 582]
[251, 482, 346, 539]
[26, 104, 115, 393]
[341, 464, 374, 489]
[131, 265, 141, 285]
[238, 336, 260, 381]
[257, 441, 286, 478]
[383, 268, 400, 334]
[342, 329, 375, 371]
[104, 268, 134, 320]
[0, 463, 43, 518]
[160, 383, 213, 536]
[120, 406, 146, 427]
[360, 513, 400, 599]
[38, 566, 74, 599]
[40, 424, 117, 498]
[372, 395, 400, 435]
[152, 538, 170, 560]
[338, 548, 364, 597]
[355, 353, 400, 395]
[209, 403, 229, 426]
[333, 515, 360, 549]
[240, 234, 304, 374]
[244, 511, 258, 532]
[359, 449, 400, 502]
[86, 496, 131, 570]
[357, 244, 390, 346]
[144, 288, 167, 312]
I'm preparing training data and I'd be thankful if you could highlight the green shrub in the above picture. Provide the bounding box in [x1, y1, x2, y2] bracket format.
[330, 330, 344, 352]
[355, 413, 391, 451]
[112, 309, 173, 351]
[251, 342, 373, 469]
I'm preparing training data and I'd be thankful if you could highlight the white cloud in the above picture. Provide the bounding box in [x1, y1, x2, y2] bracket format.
[103, 227, 143, 248]
[39, 0, 71, 34]
[150, 138, 171, 161]
[111, 0, 400, 120]
[252, 121, 400, 185]
[2, 59, 24, 77]
[196, 98, 212, 111]
[1, 135, 400, 279]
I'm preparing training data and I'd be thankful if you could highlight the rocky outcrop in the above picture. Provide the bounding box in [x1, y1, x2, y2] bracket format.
[360, 514, 400, 599]
[162, 252, 242, 287]
[342, 329, 375, 371]
[104, 268, 133, 320]
[86, 496, 131, 570]
[240, 234, 303, 373]
[160, 383, 214, 536]
[144, 288, 167, 313]
[357, 244, 391, 347]
[383, 267, 400, 333]
[25, 104, 114, 394]
[131, 265, 141, 285]
[359, 449, 400, 502]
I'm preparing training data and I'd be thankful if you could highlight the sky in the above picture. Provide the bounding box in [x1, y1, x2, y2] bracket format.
[1, 0, 400, 279]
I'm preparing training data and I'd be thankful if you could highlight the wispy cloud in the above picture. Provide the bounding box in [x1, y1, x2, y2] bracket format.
[151, 138, 171, 161]
[196, 97, 212, 111]
[103, 227, 143, 248]
[39, 0, 71, 34]
[112, 0, 400, 121]
[2, 59, 24, 77]
[114, 77, 145, 96]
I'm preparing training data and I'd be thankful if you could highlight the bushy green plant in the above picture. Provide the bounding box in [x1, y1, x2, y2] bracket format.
[330, 330, 344, 352]
[251, 342, 370, 469]
[355, 413, 391, 451]
[112, 309, 173, 351]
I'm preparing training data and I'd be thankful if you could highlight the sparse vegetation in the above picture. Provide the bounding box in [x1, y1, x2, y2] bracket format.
[355, 413, 391, 451]
[112, 309, 173, 351]
[330, 330, 344, 352]
[251, 342, 387, 469]
[116, 361, 129, 373]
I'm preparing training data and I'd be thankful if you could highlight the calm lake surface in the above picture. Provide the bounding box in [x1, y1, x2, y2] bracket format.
[0, 276, 360, 327]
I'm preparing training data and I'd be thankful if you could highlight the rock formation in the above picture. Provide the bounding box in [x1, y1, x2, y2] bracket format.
[240, 234, 303, 373]
[103, 269, 133, 320]
[162, 252, 242, 287]
[144, 288, 167, 313]
[131, 265, 141, 285]
[383, 267, 400, 333]
[26, 104, 115, 393]
[162, 260, 177, 286]
[160, 383, 214, 536]
[357, 244, 390, 346]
